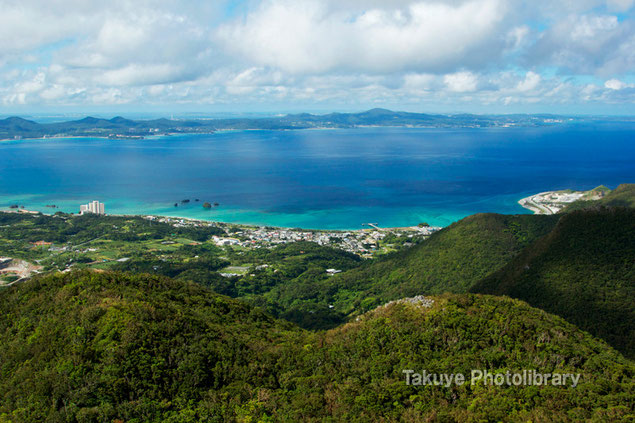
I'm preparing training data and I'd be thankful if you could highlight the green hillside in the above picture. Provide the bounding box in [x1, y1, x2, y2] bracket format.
[323, 213, 559, 313]
[472, 207, 635, 358]
[563, 183, 635, 212]
[0, 271, 297, 422]
[277, 295, 634, 422]
[0, 272, 633, 421]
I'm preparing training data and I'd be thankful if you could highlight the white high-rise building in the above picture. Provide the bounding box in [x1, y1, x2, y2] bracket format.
[79, 200, 105, 215]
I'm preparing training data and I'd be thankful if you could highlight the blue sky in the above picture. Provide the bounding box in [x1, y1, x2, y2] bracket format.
[0, 0, 633, 115]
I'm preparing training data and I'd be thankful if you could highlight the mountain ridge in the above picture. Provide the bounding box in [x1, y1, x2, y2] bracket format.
[0, 270, 633, 421]
[321, 212, 560, 313]
[471, 207, 635, 358]
[1, 109, 619, 140]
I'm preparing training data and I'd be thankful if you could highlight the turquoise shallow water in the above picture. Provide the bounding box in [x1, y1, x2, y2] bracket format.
[0, 125, 633, 229]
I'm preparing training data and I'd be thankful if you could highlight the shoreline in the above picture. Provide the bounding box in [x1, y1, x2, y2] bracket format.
[517, 189, 596, 215]
[0, 208, 437, 233]
[517, 191, 559, 214]
[0, 132, 210, 143]
[0, 122, 573, 143]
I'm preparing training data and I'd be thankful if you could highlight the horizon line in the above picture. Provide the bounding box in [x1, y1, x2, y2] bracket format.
[2, 108, 635, 121]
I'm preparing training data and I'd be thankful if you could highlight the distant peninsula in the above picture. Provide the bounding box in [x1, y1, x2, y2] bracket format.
[518, 184, 634, 214]
[3, 108, 630, 141]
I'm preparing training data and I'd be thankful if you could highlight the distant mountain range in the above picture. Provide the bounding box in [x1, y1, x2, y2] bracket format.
[3, 108, 629, 140]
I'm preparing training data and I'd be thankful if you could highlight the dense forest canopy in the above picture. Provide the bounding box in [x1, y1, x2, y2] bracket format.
[472, 207, 635, 358]
[0, 271, 632, 422]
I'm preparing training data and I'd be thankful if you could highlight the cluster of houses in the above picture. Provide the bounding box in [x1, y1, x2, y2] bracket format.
[224, 225, 441, 256]
[209, 228, 384, 255]
[142, 216, 440, 256]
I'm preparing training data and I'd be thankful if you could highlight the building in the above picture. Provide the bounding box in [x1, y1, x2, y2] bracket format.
[80, 200, 105, 215]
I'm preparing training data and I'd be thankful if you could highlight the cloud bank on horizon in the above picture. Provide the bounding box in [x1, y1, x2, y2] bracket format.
[0, 0, 633, 114]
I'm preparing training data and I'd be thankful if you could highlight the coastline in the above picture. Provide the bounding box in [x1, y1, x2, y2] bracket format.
[0, 208, 435, 233]
[0, 135, 101, 142]
[517, 188, 602, 215]
[0, 132, 206, 143]
[0, 120, 577, 143]
[517, 192, 559, 214]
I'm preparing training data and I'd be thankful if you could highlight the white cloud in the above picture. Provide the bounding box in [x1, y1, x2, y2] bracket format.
[15, 72, 47, 94]
[225, 68, 287, 95]
[570, 15, 618, 41]
[528, 13, 634, 75]
[403, 73, 437, 91]
[217, 0, 506, 74]
[604, 78, 635, 89]
[444, 71, 479, 92]
[98, 64, 188, 86]
[506, 25, 530, 51]
[516, 71, 541, 91]
[91, 88, 126, 104]
[0, 5, 82, 54]
[606, 0, 634, 12]
[40, 85, 71, 101]
[0, 0, 632, 111]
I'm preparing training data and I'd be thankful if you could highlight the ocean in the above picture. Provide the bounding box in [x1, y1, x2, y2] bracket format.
[0, 124, 633, 229]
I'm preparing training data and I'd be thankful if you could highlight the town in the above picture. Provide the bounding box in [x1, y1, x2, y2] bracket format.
[0, 202, 441, 286]
[144, 215, 441, 257]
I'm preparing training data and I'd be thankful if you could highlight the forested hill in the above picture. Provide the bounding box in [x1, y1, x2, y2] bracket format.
[0, 109, 596, 140]
[0, 271, 633, 421]
[0, 271, 297, 422]
[306, 295, 634, 422]
[324, 213, 559, 313]
[472, 207, 635, 358]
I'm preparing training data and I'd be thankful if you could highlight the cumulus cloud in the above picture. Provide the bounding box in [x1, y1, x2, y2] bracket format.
[217, 0, 507, 74]
[0, 0, 633, 111]
[516, 71, 541, 92]
[444, 72, 479, 92]
[605, 78, 635, 89]
[528, 13, 635, 76]
[606, 0, 635, 12]
[97, 64, 193, 87]
[403, 73, 437, 91]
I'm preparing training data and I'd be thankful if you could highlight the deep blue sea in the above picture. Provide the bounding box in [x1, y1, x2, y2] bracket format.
[1, 124, 633, 229]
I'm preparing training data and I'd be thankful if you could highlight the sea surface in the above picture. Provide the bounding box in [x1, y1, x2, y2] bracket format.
[1, 124, 633, 229]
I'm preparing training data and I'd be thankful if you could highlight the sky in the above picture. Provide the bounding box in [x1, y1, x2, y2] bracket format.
[0, 0, 634, 115]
